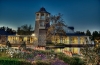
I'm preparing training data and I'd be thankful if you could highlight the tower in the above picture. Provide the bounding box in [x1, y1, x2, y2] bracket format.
[34, 7, 50, 46]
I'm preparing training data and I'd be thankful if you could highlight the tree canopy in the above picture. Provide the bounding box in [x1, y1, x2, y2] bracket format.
[86, 30, 91, 36]
[17, 24, 33, 35]
[46, 13, 67, 44]
[6, 41, 12, 47]
[0, 26, 16, 34]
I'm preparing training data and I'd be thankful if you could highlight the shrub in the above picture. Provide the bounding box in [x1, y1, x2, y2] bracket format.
[46, 42, 55, 46]
[69, 57, 85, 65]
[0, 59, 32, 65]
[57, 52, 85, 65]
[51, 59, 68, 65]
[57, 52, 70, 64]
[36, 61, 50, 65]
[55, 43, 66, 47]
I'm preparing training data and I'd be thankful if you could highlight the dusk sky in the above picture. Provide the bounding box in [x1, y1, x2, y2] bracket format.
[0, 0, 100, 32]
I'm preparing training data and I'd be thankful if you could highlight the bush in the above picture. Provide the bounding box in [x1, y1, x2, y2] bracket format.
[36, 61, 50, 65]
[69, 57, 85, 65]
[57, 53, 70, 64]
[57, 52, 85, 65]
[55, 43, 66, 46]
[46, 42, 55, 46]
[0, 59, 32, 65]
[51, 59, 68, 65]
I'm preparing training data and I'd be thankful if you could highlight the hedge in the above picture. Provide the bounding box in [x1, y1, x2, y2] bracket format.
[0, 59, 32, 65]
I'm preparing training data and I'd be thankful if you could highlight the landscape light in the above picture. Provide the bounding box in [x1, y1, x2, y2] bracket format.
[31, 33, 35, 36]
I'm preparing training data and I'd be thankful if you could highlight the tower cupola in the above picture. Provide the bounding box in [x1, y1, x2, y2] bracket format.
[35, 7, 50, 29]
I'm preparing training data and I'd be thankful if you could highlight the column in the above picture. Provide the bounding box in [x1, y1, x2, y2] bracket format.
[78, 36, 80, 54]
[78, 36, 80, 44]
[69, 36, 71, 44]
[87, 36, 90, 44]
[17, 36, 19, 44]
[15, 37, 16, 43]
[69, 36, 71, 52]
[83, 37, 86, 44]
[13, 36, 14, 44]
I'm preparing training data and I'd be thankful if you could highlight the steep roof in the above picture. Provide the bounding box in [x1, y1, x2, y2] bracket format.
[66, 33, 86, 36]
[68, 27, 74, 30]
[36, 7, 50, 14]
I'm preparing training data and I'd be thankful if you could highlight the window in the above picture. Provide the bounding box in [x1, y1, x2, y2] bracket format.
[71, 37, 74, 43]
[80, 37, 84, 44]
[36, 14, 39, 19]
[46, 14, 48, 16]
[41, 13, 45, 19]
[40, 22, 44, 27]
[41, 13, 44, 16]
[37, 14, 39, 16]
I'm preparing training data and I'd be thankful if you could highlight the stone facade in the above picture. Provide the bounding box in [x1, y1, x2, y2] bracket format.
[34, 7, 50, 46]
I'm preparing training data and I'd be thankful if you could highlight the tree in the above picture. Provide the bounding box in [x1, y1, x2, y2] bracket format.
[17, 24, 33, 35]
[99, 31, 100, 37]
[0, 26, 16, 34]
[94, 42, 100, 64]
[76, 31, 85, 35]
[85, 30, 92, 41]
[20, 41, 26, 50]
[80, 38, 99, 65]
[6, 41, 12, 47]
[86, 30, 91, 36]
[92, 31, 99, 40]
[46, 13, 67, 44]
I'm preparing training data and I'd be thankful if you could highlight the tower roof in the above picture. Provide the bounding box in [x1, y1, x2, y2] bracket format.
[36, 7, 50, 14]
[39, 7, 47, 12]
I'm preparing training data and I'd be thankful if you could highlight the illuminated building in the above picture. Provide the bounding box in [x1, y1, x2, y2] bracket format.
[7, 7, 93, 54]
